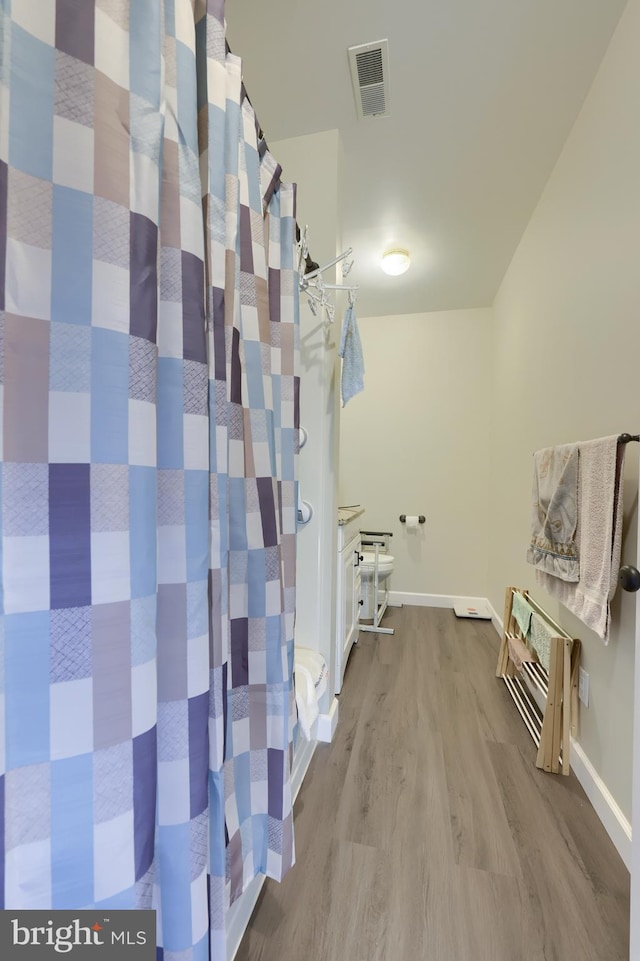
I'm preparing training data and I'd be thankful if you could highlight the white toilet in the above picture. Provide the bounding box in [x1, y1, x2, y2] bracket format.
[359, 548, 394, 619]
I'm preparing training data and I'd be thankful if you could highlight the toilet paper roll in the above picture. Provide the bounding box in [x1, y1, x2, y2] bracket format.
[405, 515, 420, 530]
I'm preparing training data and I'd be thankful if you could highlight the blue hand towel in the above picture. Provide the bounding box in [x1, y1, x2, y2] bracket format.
[339, 304, 365, 406]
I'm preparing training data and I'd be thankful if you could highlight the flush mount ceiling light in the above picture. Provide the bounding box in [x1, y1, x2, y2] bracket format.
[381, 248, 410, 276]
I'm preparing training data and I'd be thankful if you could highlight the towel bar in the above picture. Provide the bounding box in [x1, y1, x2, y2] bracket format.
[616, 435, 639, 589]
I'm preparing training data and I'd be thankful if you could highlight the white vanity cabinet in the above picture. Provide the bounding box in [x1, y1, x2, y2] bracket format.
[335, 508, 364, 693]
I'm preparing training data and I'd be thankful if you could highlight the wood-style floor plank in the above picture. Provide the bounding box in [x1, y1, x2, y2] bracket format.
[438, 667, 523, 877]
[234, 605, 630, 961]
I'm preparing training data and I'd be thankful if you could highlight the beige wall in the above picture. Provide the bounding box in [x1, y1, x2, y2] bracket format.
[339, 309, 493, 598]
[281, 1, 640, 822]
[488, 0, 640, 821]
[339, 0, 640, 820]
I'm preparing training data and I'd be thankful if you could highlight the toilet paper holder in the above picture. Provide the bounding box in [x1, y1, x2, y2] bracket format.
[399, 514, 425, 524]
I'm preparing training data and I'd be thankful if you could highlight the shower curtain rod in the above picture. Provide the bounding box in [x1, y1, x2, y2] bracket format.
[226, 40, 322, 276]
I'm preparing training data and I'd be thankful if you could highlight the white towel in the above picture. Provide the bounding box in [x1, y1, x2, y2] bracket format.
[294, 647, 328, 740]
[536, 435, 625, 643]
[339, 304, 365, 406]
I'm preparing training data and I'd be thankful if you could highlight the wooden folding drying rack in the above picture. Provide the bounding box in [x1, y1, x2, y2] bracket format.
[496, 587, 581, 775]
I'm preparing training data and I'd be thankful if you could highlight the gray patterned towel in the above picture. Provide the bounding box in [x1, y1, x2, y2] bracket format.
[536, 435, 625, 643]
[529, 611, 554, 671]
[527, 443, 580, 582]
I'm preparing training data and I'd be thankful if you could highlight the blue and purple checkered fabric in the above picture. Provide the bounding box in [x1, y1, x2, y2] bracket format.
[0, 2, 299, 958]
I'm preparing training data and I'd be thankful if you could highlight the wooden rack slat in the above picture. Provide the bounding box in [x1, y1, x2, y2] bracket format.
[496, 586, 581, 776]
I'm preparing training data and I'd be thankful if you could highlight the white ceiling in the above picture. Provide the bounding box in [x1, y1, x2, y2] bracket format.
[226, 0, 627, 317]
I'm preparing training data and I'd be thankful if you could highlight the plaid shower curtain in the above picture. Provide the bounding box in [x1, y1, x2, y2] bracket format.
[0, 1, 298, 958]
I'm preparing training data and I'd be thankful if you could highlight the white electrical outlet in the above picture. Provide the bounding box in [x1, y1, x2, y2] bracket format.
[579, 667, 590, 707]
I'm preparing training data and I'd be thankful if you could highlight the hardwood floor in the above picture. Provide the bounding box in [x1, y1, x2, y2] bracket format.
[235, 605, 630, 961]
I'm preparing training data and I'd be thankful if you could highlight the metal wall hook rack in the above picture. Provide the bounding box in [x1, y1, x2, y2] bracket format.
[298, 226, 359, 324]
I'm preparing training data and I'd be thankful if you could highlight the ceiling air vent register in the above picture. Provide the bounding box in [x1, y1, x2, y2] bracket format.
[348, 40, 390, 119]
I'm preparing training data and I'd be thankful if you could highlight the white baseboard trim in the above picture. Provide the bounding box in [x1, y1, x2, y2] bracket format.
[486, 598, 503, 635]
[487, 599, 632, 870]
[316, 697, 339, 742]
[388, 591, 497, 613]
[388, 591, 456, 608]
[227, 732, 321, 961]
[569, 739, 632, 871]
[226, 873, 265, 961]
[291, 735, 317, 801]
